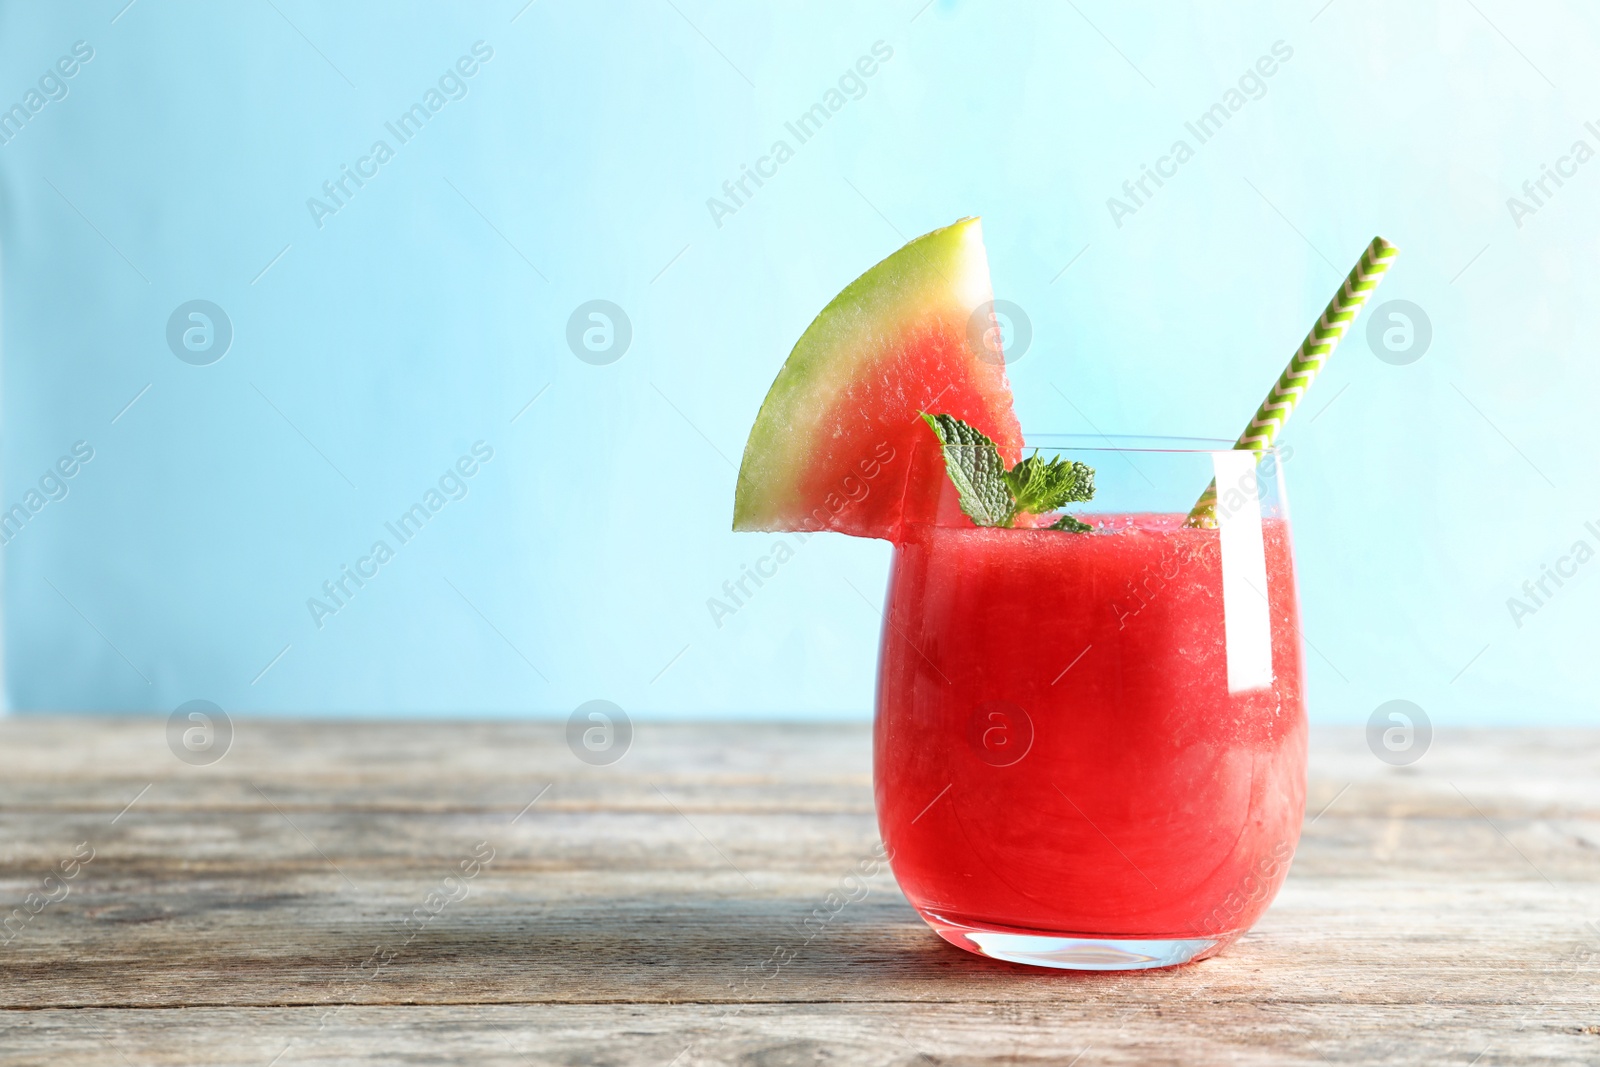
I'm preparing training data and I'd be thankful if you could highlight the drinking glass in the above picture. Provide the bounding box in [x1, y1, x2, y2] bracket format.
[874, 436, 1306, 970]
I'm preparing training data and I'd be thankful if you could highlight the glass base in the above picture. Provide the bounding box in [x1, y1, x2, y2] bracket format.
[927, 915, 1226, 971]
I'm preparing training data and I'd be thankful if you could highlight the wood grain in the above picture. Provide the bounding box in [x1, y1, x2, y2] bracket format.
[0, 720, 1596, 1066]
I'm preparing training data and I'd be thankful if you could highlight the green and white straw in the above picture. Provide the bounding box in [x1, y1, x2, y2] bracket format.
[1185, 235, 1399, 528]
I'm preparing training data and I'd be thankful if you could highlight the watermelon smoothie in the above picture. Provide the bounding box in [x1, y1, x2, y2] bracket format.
[874, 443, 1307, 970]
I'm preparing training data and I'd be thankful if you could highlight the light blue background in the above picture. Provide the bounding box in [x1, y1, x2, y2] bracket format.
[0, 0, 1594, 722]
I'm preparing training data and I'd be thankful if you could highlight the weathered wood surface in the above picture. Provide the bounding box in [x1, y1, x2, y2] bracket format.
[0, 720, 1596, 1066]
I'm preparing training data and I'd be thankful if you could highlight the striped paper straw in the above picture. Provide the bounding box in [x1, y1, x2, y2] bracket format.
[1185, 236, 1399, 528]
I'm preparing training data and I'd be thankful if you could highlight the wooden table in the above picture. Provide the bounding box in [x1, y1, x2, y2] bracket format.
[0, 721, 1594, 1065]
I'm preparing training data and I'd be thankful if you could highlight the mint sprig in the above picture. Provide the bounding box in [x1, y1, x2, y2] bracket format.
[921, 413, 1096, 532]
[1004, 452, 1095, 514]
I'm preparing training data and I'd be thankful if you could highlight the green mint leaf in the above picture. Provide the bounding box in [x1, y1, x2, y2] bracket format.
[1046, 513, 1093, 533]
[920, 413, 1015, 527]
[1003, 452, 1096, 514]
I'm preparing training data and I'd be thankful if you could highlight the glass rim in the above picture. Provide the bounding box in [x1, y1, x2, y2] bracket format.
[1017, 433, 1274, 455]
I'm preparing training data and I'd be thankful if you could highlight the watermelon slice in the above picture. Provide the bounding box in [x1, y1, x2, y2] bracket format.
[733, 217, 1023, 541]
